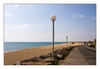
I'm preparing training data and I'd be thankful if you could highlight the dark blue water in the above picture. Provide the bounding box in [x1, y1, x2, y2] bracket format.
[4, 42, 65, 52]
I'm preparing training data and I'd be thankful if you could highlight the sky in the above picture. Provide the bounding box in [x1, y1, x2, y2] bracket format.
[4, 4, 96, 42]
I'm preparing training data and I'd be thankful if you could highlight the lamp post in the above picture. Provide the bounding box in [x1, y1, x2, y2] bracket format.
[70, 41, 71, 47]
[50, 15, 56, 60]
[66, 36, 68, 47]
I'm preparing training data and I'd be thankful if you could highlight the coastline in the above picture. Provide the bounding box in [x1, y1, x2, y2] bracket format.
[4, 43, 65, 53]
[4, 42, 84, 65]
[4, 42, 65, 53]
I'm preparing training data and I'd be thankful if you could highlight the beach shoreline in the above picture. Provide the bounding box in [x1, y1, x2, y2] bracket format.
[4, 43, 65, 53]
[4, 42, 84, 65]
[4, 42, 66, 53]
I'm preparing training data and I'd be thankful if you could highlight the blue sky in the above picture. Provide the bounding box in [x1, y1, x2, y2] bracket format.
[4, 4, 96, 42]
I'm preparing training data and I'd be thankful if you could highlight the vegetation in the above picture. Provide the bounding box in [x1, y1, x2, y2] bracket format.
[84, 42, 86, 45]
[88, 39, 96, 48]
[89, 44, 95, 48]
[72, 42, 74, 44]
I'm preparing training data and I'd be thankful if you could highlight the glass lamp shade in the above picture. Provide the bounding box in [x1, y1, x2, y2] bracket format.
[50, 15, 56, 21]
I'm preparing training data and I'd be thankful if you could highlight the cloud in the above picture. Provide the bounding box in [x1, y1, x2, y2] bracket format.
[79, 15, 85, 17]
[16, 24, 31, 29]
[5, 13, 14, 17]
[88, 16, 96, 23]
[38, 24, 44, 26]
[73, 14, 85, 18]
[8, 24, 44, 29]
[31, 24, 37, 27]
[14, 5, 20, 7]
[8, 26, 15, 29]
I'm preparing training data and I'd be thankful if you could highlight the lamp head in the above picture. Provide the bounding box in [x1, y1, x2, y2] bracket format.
[50, 15, 56, 21]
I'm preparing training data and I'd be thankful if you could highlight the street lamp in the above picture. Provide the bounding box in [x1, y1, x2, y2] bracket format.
[66, 36, 68, 47]
[50, 15, 56, 60]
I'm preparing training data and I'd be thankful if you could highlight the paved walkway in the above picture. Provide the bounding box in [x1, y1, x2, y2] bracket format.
[61, 47, 88, 65]
[78, 46, 96, 65]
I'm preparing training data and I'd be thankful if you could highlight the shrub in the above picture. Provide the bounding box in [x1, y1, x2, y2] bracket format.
[89, 44, 95, 48]
[72, 42, 74, 44]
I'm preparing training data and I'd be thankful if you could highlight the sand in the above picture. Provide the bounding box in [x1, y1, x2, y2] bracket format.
[4, 42, 84, 65]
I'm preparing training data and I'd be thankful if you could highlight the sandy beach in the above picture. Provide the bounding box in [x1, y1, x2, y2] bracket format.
[4, 42, 84, 65]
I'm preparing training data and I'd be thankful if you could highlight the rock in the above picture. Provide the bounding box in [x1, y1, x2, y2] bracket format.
[45, 53, 52, 58]
[66, 47, 73, 50]
[31, 57, 42, 62]
[54, 50, 60, 54]
[59, 49, 65, 54]
[14, 61, 23, 65]
[57, 54, 62, 59]
[39, 55, 47, 59]
[43, 58, 54, 62]
[21, 59, 31, 62]
[14, 47, 73, 65]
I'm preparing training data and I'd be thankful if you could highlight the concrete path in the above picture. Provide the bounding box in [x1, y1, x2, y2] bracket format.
[78, 46, 96, 65]
[61, 47, 88, 65]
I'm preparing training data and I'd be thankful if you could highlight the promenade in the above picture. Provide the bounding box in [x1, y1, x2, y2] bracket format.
[60, 45, 96, 65]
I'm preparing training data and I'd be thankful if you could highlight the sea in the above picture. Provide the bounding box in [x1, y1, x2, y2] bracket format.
[4, 42, 66, 52]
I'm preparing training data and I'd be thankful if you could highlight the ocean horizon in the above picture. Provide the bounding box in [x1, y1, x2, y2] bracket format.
[4, 42, 66, 53]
